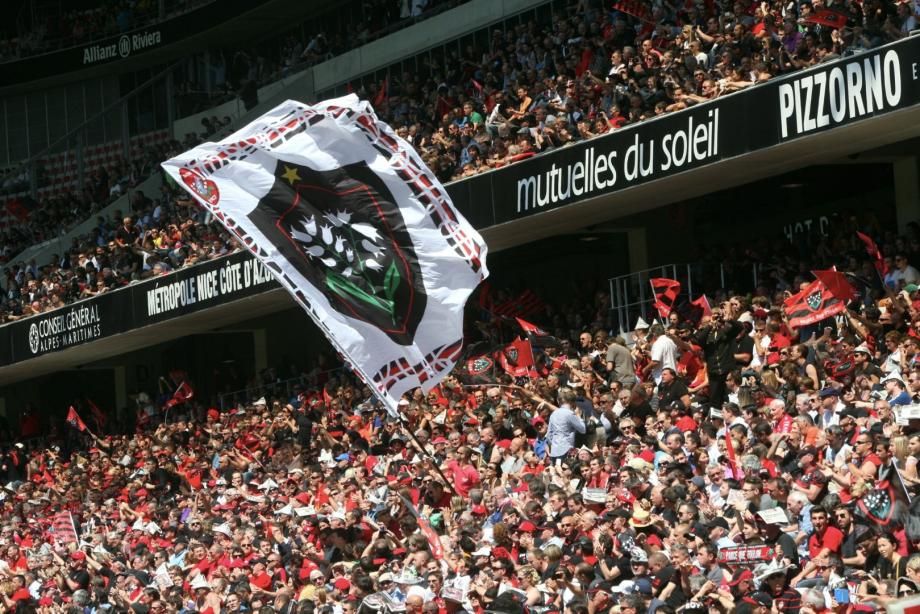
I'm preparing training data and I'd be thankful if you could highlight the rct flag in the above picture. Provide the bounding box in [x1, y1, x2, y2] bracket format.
[162, 96, 488, 412]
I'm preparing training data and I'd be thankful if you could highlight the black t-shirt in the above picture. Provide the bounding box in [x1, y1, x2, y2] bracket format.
[653, 565, 687, 608]
[657, 379, 689, 409]
[116, 224, 139, 246]
[734, 335, 754, 367]
[766, 531, 799, 566]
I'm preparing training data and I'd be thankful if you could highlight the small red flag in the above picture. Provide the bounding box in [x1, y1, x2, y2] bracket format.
[857, 231, 888, 277]
[372, 78, 388, 108]
[692, 295, 712, 318]
[493, 290, 545, 318]
[804, 9, 848, 29]
[496, 337, 537, 378]
[418, 515, 444, 560]
[66, 406, 88, 432]
[650, 278, 681, 319]
[164, 381, 194, 409]
[812, 269, 857, 303]
[515, 317, 549, 336]
[724, 432, 743, 480]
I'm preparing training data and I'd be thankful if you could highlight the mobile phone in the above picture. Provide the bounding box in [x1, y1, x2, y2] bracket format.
[833, 588, 850, 604]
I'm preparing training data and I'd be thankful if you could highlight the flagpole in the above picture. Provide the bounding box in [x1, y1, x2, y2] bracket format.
[286, 308, 460, 496]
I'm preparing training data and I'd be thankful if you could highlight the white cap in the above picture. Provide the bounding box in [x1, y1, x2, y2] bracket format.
[212, 523, 232, 537]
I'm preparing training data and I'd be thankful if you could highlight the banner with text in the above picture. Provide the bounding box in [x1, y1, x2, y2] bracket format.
[446, 35, 920, 225]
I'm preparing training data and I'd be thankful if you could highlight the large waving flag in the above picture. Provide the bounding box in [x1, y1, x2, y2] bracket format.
[162, 96, 488, 413]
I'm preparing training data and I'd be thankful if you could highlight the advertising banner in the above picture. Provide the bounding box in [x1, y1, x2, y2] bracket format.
[0, 0, 267, 85]
[136, 250, 278, 325]
[447, 35, 920, 226]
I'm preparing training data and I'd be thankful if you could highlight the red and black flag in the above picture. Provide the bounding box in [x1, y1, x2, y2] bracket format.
[493, 289, 546, 318]
[164, 381, 194, 409]
[457, 339, 497, 384]
[783, 279, 847, 328]
[515, 317, 563, 349]
[398, 493, 444, 560]
[52, 511, 78, 545]
[496, 337, 537, 378]
[804, 9, 848, 29]
[856, 460, 912, 530]
[612, 0, 652, 22]
[857, 231, 888, 278]
[85, 397, 106, 431]
[812, 268, 857, 303]
[650, 278, 680, 319]
[66, 406, 88, 432]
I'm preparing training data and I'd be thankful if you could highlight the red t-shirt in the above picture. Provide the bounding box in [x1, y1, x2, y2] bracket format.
[446, 460, 480, 497]
[808, 526, 844, 559]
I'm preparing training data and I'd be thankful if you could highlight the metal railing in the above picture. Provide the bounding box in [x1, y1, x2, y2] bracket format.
[608, 263, 759, 334]
[216, 369, 346, 410]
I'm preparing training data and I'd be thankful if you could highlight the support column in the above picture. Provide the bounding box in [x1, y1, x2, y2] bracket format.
[627, 228, 648, 272]
[893, 157, 920, 233]
[114, 366, 127, 421]
[253, 329, 268, 375]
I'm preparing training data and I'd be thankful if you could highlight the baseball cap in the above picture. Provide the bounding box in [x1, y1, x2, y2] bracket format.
[728, 569, 753, 586]
[707, 517, 729, 531]
[333, 578, 351, 591]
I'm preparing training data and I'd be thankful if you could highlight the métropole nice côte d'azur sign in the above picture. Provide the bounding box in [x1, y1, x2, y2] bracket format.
[516, 108, 720, 213]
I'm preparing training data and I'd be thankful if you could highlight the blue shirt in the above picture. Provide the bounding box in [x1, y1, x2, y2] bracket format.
[546, 405, 585, 458]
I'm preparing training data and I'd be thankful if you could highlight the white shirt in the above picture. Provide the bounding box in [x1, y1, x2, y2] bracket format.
[650, 335, 679, 384]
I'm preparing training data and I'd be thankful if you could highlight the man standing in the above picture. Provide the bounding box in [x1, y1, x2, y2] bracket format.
[645, 324, 678, 385]
[694, 308, 742, 406]
[606, 337, 637, 387]
[546, 388, 585, 460]
[443, 447, 480, 497]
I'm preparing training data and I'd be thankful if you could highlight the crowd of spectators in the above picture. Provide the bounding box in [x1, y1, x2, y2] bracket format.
[0, 0, 213, 63]
[173, 0, 467, 117]
[354, 0, 920, 181]
[0, 174, 240, 323]
[0, 116, 233, 270]
[2, 218, 920, 613]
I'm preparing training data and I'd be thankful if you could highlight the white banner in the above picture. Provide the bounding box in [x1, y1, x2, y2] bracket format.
[162, 96, 488, 411]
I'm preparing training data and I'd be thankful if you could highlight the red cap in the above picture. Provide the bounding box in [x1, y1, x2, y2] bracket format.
[333, 578, 351, 591]
[517, 521, 537, 533]
[71, 551, 86, 561]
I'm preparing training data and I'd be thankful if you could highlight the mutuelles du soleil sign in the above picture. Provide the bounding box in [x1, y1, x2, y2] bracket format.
[445, 34, 920, 227]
